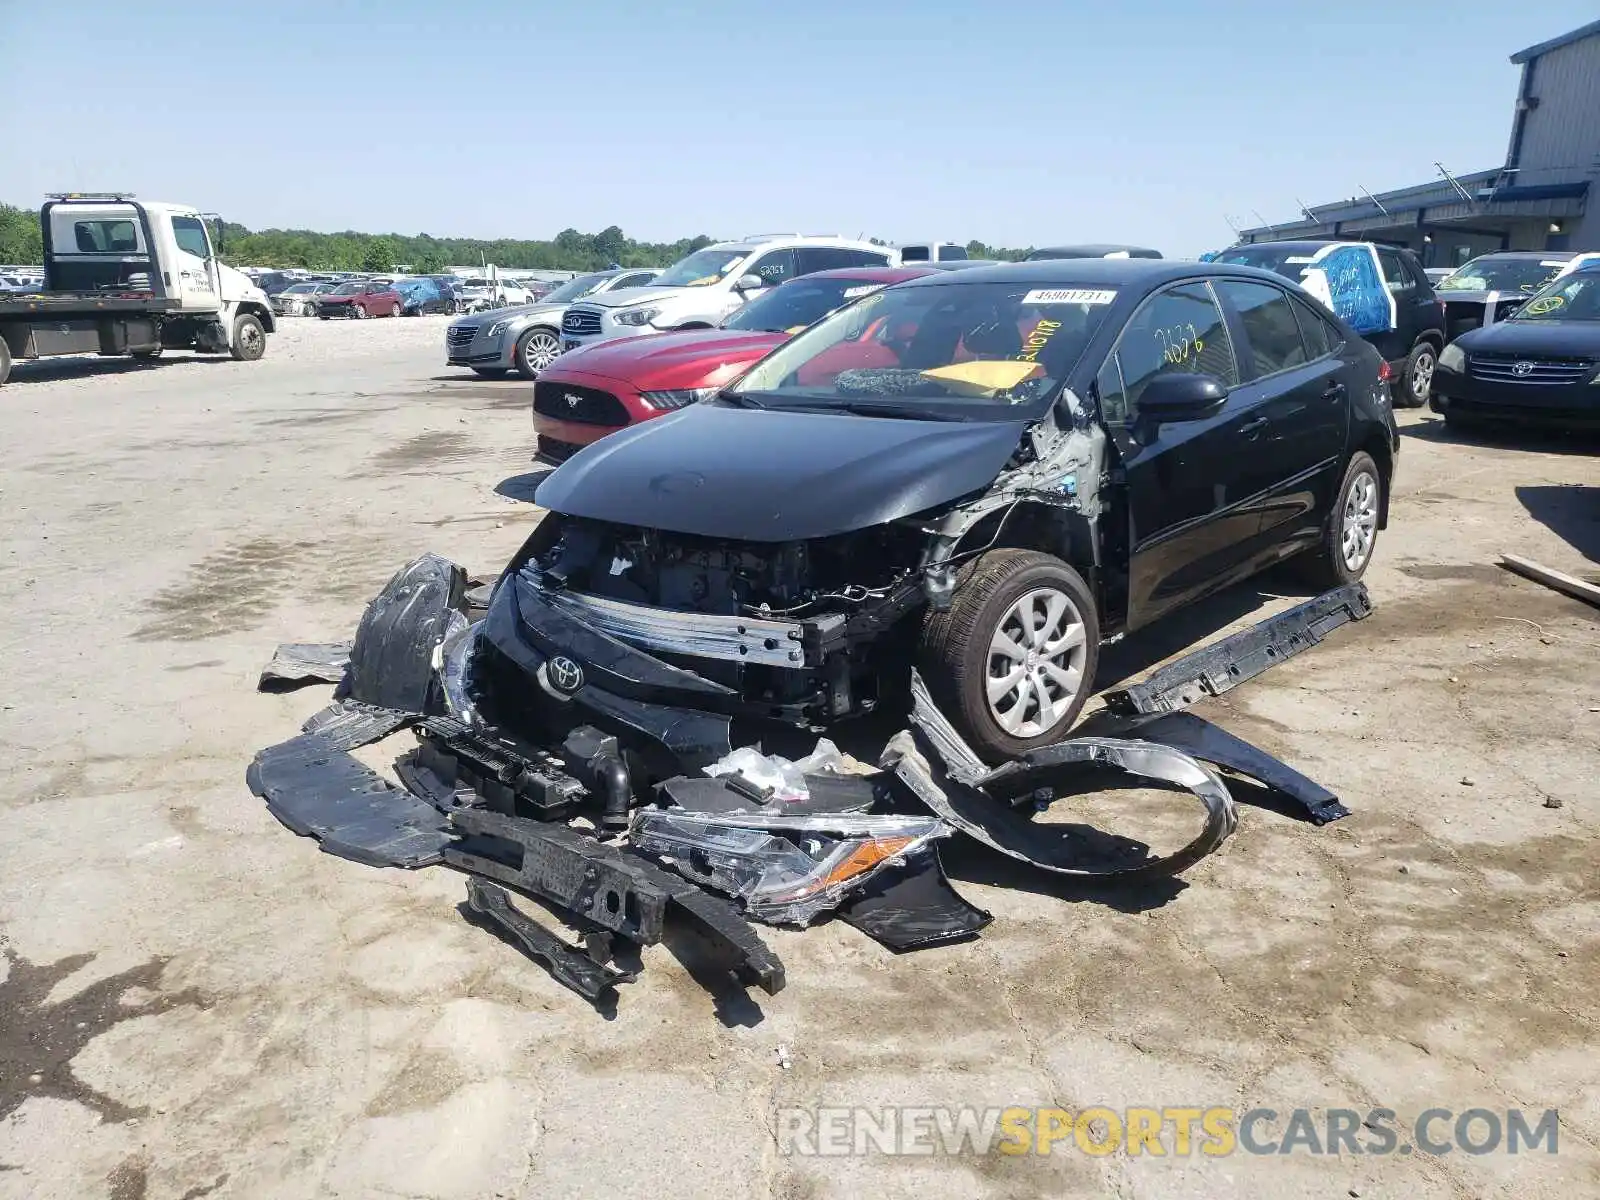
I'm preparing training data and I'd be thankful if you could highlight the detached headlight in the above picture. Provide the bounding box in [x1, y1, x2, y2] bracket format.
[484, 319, 511, 338]
[628, 810, 947, 926]
[612, 306, 661, 327]
[1438, 343, 1466, 372]
[639, 387, 718, 410]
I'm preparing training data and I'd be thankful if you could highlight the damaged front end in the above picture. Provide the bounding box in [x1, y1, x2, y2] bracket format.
[462, 393, 1110, 785]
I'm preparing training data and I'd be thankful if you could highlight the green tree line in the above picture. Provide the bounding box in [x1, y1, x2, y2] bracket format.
[1, 201, 1028, 271]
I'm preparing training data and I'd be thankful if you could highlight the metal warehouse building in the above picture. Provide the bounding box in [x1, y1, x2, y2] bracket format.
[1239, 19, 1600, 267]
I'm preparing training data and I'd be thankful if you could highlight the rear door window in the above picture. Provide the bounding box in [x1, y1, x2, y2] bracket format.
[1215, 280, 1311, 379]
[1288, 294, 1332, 358]
[1376, 249, 1412, 293]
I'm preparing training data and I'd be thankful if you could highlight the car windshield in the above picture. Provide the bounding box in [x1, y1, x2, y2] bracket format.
[728, 280, 1116, 419]
[1211, 245, 1316, 281]
[1436, 256, 1569, 294]
[652, 249, 747, 288]
[462, 277, 491, 289]
[1508, 270, 1600, 321]
[540, 273, 610, 304]
[723, 277, 889, 333]
[282, 283, 318, 294]
[331, 282, 366, 295]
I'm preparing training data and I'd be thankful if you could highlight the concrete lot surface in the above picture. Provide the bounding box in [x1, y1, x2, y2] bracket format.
[1, 317, 1597, 1199]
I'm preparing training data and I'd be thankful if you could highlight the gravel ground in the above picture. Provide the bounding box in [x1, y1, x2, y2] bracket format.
[1, 315, 1597, 1199]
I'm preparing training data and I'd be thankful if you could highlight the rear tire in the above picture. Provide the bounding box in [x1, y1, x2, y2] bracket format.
[918, 548, 1099, 763]
[1396, 342, 1436, 408]
[1299, 451, 1381, 590]
[0, 337, 11, 386]
[388, 302, 401, 318]
[230, 313, 267, 361]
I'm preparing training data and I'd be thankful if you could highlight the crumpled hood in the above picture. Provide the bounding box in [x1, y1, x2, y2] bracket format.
[535, 403, 1028, 541]
[554, 329, 786, 390]
[1456, 319, 1600, 357]
[573, 284, 690, 311]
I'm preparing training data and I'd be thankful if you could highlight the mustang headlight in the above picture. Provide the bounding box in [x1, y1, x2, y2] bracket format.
[628, 810, 947, 925]
[612, 306, 660, 327]
[1438, 343, 1466, 372]
[639, 387, 718, 410]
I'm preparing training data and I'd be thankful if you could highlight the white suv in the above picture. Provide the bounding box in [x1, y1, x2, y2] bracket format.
[559, 235, 896, 350]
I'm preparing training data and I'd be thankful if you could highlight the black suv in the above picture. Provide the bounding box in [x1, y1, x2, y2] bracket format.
[1213, 241, 1446, 407]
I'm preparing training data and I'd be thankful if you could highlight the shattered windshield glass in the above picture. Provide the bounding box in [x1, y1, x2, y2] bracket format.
[728, 281, 1116, 417]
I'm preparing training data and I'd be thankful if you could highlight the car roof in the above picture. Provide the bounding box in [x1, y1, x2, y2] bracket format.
[705, 235, 885, 254]
[1462, 250, 1570, 261]
[783, 266, 936, 284]
[1028, 243, 1163, 259]
[893, 258, 1234, 289]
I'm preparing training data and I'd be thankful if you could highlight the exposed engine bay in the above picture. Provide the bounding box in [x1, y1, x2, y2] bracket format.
[520, 514, 930, 722]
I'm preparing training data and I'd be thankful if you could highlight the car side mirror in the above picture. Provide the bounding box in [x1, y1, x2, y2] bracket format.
[1137, 373, 1229, 423]
[735, 274, 765, 293]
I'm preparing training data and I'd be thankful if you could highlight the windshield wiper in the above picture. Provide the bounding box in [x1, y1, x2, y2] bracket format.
[718, 391, 766, 409]
[769, 400, 970, 422]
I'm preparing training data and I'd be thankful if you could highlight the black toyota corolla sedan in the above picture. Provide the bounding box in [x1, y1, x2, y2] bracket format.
[468, 259, 1398, 768]
[1431, 265, 1600, 432]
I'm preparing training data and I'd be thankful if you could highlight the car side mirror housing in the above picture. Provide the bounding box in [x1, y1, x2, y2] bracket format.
[735, 274, 765, 293]
[1137, 373, 1229, 423]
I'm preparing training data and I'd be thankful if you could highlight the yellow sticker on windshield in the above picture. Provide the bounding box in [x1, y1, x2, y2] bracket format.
[920, 360, 1044, 396]
[1018, 318, 1062, 363]
[1525, 295, 1565, 315]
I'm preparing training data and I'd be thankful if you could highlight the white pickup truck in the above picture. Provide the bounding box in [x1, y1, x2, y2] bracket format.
[0, 193, 276, 386]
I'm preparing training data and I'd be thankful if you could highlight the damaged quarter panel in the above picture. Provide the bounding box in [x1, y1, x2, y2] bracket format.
[534, 404, 1028, 542]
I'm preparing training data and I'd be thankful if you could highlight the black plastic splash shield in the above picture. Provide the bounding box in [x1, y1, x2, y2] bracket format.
[247, 733, 453, 868]
[300, 700, 415, 751]
[347, 553, 467, 712]
[258, 642, 351, 689]
[1095, 710, 1350, 824]
[838, 847, 993, 952]
[464, 877, 636, 1001]
[1102, 583, 1373, 716]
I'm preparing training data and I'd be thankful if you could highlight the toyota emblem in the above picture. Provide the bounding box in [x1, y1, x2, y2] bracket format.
[564, 393, 582, 408]
[1512, 361, 1535, 377]
[547, 655, 584, 693]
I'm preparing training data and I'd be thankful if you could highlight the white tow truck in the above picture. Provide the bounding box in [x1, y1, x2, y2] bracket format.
[0, 193, 276, 386]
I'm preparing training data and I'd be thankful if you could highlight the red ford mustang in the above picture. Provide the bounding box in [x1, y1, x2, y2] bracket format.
[531, 266, 934, 463]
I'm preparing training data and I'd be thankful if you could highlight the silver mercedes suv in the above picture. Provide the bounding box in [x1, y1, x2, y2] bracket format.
[445, 267, 661, 379]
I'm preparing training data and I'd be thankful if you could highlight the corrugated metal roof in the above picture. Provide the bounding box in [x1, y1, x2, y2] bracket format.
[1510, 19, 1600, 64]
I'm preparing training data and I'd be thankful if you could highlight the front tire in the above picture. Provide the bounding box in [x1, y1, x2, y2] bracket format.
[514, 327, 561, 379]
[230, 313, 267, 361]
[1300, 451, 1381, 589]
[918, 548, 1099, 762]
[0, 337, 11, 386]
[1396, 342, 1436, 408]
[354, 304, 368, 320]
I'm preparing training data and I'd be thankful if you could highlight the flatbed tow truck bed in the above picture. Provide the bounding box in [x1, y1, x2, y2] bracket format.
[0, 292, 187, 317]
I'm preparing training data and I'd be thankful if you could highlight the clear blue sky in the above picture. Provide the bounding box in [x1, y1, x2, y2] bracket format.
[2, 0, 1596, 255]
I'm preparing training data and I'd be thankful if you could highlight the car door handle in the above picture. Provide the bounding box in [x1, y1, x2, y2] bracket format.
[1239, 416, 1269, 438]
[1321, 382, 1346, 401]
